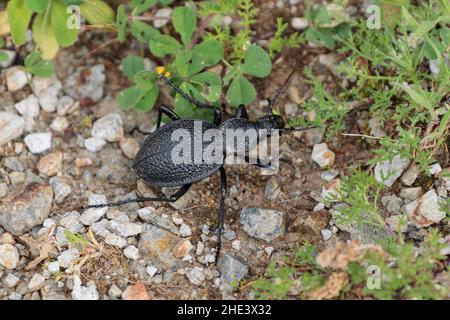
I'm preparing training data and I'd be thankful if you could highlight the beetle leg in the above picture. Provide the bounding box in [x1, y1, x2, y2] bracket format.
[213, 107, 222, 126]
[215, 167, 227, 264]
[235, 104, 248, 119]
[238, 155, 274, 169]
[156, 105, 180, 129]
[81, 184, 192, 209]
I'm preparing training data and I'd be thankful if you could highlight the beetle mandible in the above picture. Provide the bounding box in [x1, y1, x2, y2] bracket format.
[82, 69, 313, 263]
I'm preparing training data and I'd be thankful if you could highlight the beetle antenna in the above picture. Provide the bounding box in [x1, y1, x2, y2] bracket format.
[158, 73, 212, 110]
[268, 69, 296, 114]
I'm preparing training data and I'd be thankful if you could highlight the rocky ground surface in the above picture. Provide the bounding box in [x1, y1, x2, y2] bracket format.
[1, 0, 449, 300]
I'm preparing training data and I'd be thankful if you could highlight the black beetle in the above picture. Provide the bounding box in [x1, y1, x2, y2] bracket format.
[83, 70, 312, 263]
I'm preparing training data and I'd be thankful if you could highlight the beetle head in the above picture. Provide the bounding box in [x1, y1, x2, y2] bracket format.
[256, 114, 286, 131]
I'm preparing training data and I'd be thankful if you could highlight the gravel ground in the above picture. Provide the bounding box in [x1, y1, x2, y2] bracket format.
[1, 0, 449, 300]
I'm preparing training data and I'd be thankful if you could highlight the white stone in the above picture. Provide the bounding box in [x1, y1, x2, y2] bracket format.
[6, 66, 30, 92]
[84, 137, 106, 152]
[108, 284, 122, 298]
[172, 215, 183, 225]
[91, 113, 124, 142]
[24, 132, 52, 154]
[405, 189, 446, 228]
[196, 241, 205, 256]
[311, 143, 335, 168]
[56, 96, 76, 116]
[4, 274, 20, 287]
[179, 224, 192, 237]
[146, 265, 158, 278]
[0, 112, 25, 146]
[186, 267, 205, 285]
[79, 194, 108, 225]
[14, 95, 40, 118]
[31, 76, 58, 95]
[72, 276, 99, 300]
[28, 273, 45, 291]
[23, 116, 36, 132]
[105, 233, 127, 248]
[386, 215, 408, 233]
[321, 229, 332, 241]
[291, 17, 309, 30]
[264, 246, 274, 256]
[38, 80, 62, 112]
[50, 117, 69, 132]
[59, 211, 84, 233]
[374, 155, 410, 187]
[58, 248, 80, 268]
[0, 244, 20, 269]
[231, 240, 241, 251]
[314, 203, 325, 211]
[153, 8, 172, 28]
[47, 261, 60, 274]
[110, 220, 143, 237]
[123, 245, 139, 260]
[429, 163, 442, 175]
[0, 50, 16, 68]
[401, 165, 419, 186]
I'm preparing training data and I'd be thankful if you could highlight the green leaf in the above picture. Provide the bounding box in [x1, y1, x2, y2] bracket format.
[80, 0, 115, 25]
[135, 85, 159, 112]
[242, 44, 272, 77]
[122, 56, 145, 80]
[440, 27, 450, 46]
[32, 12, 60, 60]
[24, 51, 42, 67]
[7, 0, 33, 45]
[314, 6, 331, 25]
[117, 86, 144, 110]
[159, 0, 175, 5]
[25, 51, 54, 77]
[226, 74, 256, 106]
[175, 50, 193, 77]
[130, 20, 160, 43]
[117, 4, 127, 43]
[134, 70, 157, 90]
[187, 52, 205, 77]
[305, 27, 336, 49]
[51, 0, 78, 47]
[149, 34, 182, 57]
[28, 60, 54, 77]
[423, 36, 444, 60]
[131, 0, 157, 15]
[190, 71, 222, 102]
[0, 52, 8, 62]
[25, 0, 48, 13]
[172, 6, 196, 46]
[400, 82, 435, 115]
[175, 82, 212, 121]
[193, 40, 224, 66]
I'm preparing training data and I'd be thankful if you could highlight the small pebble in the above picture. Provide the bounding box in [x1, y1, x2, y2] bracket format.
[123, 245, 139, 260]
[321, 229, 332, 241]
[14, 95, 40, 118]
[50, 117, 69, 132]
[291, 17, 309, 30]
[179, 224, 192, 237]
[146, 265, 158, 278]
[24, 132, 52, 154]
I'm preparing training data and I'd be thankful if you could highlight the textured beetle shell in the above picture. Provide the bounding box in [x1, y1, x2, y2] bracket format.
[219, 118, 259, 155]
[133, 119, 224, 187]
